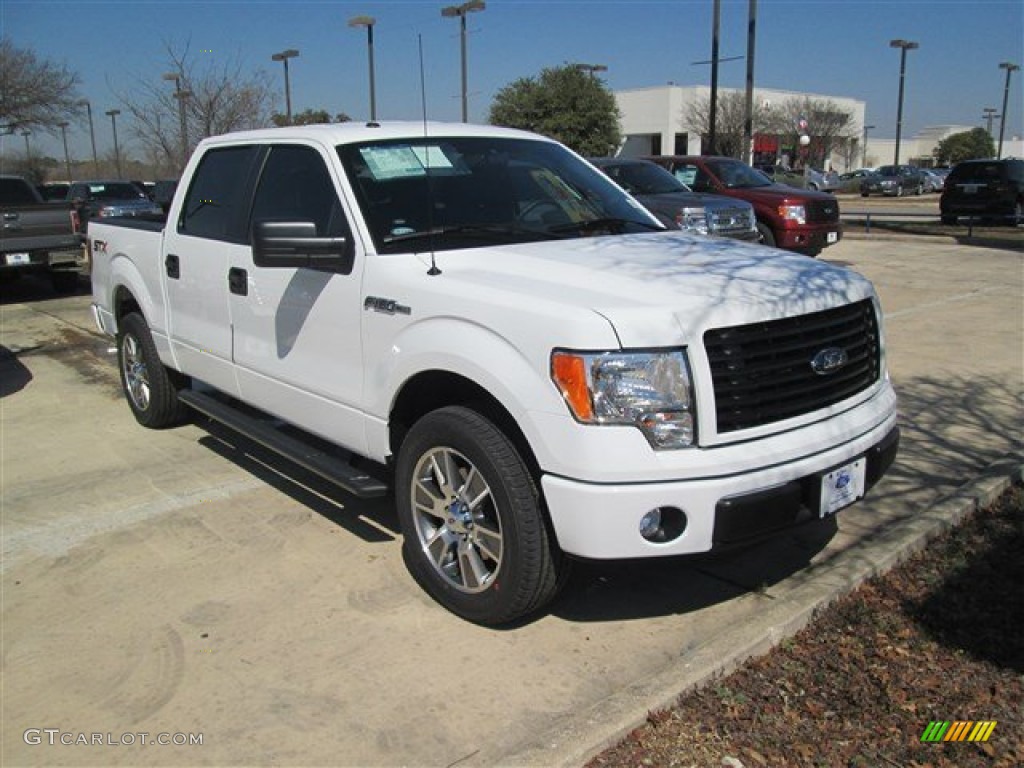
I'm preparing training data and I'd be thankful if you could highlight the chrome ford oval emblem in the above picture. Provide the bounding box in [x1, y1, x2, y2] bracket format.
[811, 346, 848, 375]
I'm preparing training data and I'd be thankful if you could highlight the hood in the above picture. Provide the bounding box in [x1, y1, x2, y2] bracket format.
[743, 184, 837, 203]
[419, 231, 874, 348]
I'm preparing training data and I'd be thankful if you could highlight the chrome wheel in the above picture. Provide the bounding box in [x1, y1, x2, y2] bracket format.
[121, 332, 151, 412]
[410, 446, 503, 593]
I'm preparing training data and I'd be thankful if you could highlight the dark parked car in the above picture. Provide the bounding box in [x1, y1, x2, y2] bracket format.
[66, 180, 163, 230]
[590, 158, 757, 240]
[755, 164, 841, 193]
[940, 158, 1024, 225]
[859, 164, 927, 197]
[37, 182, 71, 202]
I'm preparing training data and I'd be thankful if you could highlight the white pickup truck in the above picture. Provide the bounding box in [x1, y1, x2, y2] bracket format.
[89, 122, 899, 625]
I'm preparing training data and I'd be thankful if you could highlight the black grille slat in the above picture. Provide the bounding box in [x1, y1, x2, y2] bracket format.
[704, 300, 880, 434]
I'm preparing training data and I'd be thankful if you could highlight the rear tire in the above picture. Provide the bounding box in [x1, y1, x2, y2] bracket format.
[395, 406, 563, 625]
[117, 312, 190, 428]
[941, 214, 957, 225]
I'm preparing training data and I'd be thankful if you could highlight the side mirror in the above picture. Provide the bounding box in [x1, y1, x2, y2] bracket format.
[252, 220, 353, 273]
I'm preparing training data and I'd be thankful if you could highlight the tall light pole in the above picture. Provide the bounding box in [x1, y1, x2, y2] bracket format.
[708, 0, 721, 154]
[441, 0, 486, 123]
[162, 73, 191, 171]
[348, 16, 377, 121]
[862, 124, 875, 168]
[742, 0, 758, 165]
[997, 61, 1019, 159]
[57, 121, 72, 181]
[271, 49, 300, 124]
[106, 109, 122, 179]
[77, 99, 99, 175]
[889, 39, 919, 166]
[21, 130, 31, 161]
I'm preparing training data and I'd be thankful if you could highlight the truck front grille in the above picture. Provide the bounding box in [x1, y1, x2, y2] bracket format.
[805, 199, 840, 223]
[709, 207, 754, 234]
[704, 299, 880, 434]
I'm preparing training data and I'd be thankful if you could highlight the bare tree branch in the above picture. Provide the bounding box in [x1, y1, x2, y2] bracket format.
[0, 38, 82, 133]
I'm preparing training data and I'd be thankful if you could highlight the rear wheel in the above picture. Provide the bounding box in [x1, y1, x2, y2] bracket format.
[117, 313, 190, 428]
[396, 406, 563, 625]
[941, 214, 957, 225]
[895, 185, 904, 198]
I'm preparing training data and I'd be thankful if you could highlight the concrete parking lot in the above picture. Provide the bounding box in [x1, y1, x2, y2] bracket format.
[1, 231, 1021, 767]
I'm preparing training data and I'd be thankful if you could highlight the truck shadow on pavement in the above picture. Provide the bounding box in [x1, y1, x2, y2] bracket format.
[0, 345, 33, 397]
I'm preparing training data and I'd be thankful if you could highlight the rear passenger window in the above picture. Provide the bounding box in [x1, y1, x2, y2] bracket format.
[179, 145, 260, 241]
[249, 144, 350, 239]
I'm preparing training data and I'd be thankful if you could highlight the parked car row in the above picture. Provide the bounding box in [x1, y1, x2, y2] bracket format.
[754, 164, 842, 193]
[36, 179, 173, 230]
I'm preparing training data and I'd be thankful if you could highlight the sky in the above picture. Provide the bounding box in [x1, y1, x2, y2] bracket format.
[3, 0, 1023, 163]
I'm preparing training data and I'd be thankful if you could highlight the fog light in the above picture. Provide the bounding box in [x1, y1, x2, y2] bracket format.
[639, 508, 662, 539]
[639, 506, 687, 543]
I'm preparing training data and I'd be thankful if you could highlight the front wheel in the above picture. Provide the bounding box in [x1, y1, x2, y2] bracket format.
[117, 313, 190, 428]
[396, 406, 563, 625]
[756, 221, 777, 248]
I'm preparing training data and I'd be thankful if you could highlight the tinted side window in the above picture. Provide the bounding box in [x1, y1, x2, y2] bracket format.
[179, 145, 261, 241]
[0, 177, 39, 205]
[249, 144, 350, 239]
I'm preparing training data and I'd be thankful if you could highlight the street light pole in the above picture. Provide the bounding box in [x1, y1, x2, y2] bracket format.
[889, 39, 919, 167]
[441, 0, 486, 123]
[78, 99, 99, 175]
[57, 121, 72, 181]
[162, 73, 191, 171]
[997, 61, 1019, 159]
[271, 49, 300, 124]
[862, 124, 875, 168]
[348, 16, 377, 121]
[21, 131, 31, 161]
[106, 109, 122, 179]
[576, 63, 608, 79]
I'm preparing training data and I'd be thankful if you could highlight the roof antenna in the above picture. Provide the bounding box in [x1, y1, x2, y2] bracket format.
[419, 33, 442, 276]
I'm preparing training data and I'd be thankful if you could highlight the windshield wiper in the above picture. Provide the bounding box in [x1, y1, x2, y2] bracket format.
[548, 217, 665, 235]
[381, 223, 560, 246]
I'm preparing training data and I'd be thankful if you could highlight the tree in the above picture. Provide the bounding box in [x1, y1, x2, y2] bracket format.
[0, 38, 82, 133]
[933, 128, 995, 165]
[270, 108, 352, 127]
[685, 90, 774, 159]
[764, 96, 856, 170]
[116, 43, 276, 175]
[489, 64, 621, 156]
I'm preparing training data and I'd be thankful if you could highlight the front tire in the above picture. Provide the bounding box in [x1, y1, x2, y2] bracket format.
[756, 221, 777, 248]
[396, 406, 563, 625]
[117, 312, 189, 428]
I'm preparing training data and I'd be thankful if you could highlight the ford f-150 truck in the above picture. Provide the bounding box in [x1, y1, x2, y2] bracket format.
[1, 175, 83, 292]
[89, 123, 898, 625]
[648, 156, 842, 257]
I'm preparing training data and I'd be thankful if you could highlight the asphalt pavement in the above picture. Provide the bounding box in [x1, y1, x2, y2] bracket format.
[1, 229, 1021, 767]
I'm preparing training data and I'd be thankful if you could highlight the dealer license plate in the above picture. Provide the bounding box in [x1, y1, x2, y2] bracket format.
[826, 231, 838, 244]
[5, 252, 30, 265]
[819, 458, 866, 517]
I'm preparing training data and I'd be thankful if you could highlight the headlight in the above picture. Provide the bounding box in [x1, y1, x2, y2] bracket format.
[777, 204, 806, 225]
[551, 349, 695, 449]
[675, 206, 709, 235]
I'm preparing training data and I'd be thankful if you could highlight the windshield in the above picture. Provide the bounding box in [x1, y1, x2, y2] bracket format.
[598, 161, 688, 196]
[338, 136, 663, 253]
[704, 158, 773, 189]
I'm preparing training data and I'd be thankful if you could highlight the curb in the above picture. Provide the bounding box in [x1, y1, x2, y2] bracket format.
[497, 453, 1024, 768]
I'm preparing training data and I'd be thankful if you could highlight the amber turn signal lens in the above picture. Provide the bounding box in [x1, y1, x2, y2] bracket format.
[551, 352, 593, 421]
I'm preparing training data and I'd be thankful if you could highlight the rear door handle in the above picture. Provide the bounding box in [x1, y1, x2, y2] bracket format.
[228, 267, 248, 296]
[165, 254, 180, 279]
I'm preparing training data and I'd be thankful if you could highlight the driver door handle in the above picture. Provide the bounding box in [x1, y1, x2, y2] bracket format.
[228, 267, 248, 296]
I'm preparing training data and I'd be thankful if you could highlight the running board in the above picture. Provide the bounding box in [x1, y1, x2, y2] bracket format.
[178, 390, 388, 498]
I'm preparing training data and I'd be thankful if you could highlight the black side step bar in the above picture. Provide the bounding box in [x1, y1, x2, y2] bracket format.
[178, 390, 388, 499]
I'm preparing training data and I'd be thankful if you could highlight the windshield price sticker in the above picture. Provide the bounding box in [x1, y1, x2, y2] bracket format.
[820, 458, 866, 517]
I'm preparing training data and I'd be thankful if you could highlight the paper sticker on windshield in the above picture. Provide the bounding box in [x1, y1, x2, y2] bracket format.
[359, 145, 454, 180]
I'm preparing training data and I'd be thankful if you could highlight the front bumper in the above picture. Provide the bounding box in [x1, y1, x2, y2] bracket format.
[541, 414, 898, 560]
[776, 223, 842, 251]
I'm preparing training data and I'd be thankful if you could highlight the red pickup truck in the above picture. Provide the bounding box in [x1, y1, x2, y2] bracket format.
[647, 156, 842, 257]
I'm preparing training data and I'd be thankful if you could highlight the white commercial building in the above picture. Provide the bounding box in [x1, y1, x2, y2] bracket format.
[614, 85, 1024, 171]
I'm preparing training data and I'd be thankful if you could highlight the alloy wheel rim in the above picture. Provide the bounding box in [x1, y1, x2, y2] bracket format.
[410, 446, 503, 593]
[122, 333, 151, 411]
